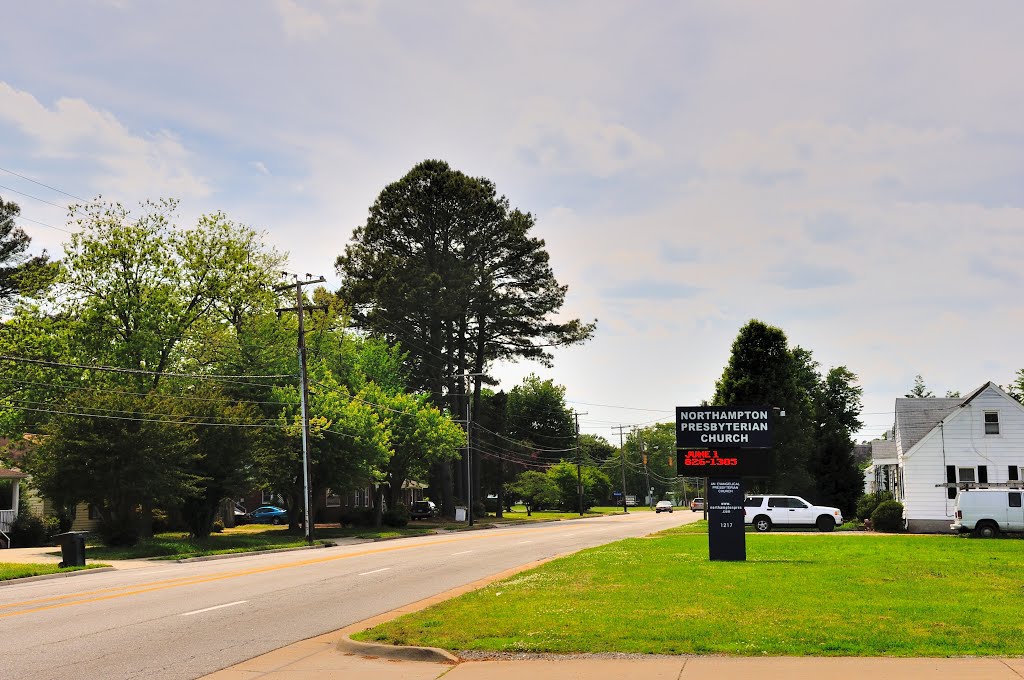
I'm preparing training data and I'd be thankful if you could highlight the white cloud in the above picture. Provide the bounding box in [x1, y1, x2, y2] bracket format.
[272, 0, 328, 41]
[0, 82, 209, 201]
[512, 98, 663, 177]
[251, 161, 271, 176]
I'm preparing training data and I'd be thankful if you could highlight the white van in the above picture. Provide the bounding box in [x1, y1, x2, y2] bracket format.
[951, 489, 1024, 537]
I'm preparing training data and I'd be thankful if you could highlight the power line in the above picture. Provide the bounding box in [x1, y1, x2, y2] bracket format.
[0, 355, 295, 381]
[3, 396, 280, 424]
[6, 404, 283, 428]
[15, 214, 74, 234]
[566, 399, 672, 414]
[0, 376, 291, 407]
[0, 183, 68, 210]
[0, 166, 88, 202]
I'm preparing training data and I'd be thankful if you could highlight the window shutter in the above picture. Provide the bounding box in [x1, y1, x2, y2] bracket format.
[979, 466, 988, 484]
[1010, 466, 1020, 481]
[947, 465, 957, 499]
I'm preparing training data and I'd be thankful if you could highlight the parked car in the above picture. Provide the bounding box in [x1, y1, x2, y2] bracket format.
[743, 495, 843, 532]
[952, 489, 1024, 537]
[246, 505, 289, 525]
[409, 500, 438, 520]
[655, 500, 673, 513]
[690, 497, 705, 512]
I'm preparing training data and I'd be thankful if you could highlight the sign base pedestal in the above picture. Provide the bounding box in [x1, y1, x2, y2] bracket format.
[707, 477, 745, 561]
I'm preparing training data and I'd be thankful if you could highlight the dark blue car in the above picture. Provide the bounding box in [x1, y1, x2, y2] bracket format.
[246, 505, 289, 525]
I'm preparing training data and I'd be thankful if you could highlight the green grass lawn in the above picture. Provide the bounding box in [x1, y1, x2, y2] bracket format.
[75, 505, 630, 561]
[356, 532, 1024, 656]
[0, 562, 108, 581]
[668, 520, 862, 534]
[483, 505, 629, 522]
[82, 523, 433, 560]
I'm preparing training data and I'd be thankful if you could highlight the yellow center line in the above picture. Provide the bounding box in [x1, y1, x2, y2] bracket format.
[0, 522, 589, 619]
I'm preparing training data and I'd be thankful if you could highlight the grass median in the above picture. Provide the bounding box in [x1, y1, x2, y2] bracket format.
[82, 523, 434, 560]
[355, 531, 1024, 656]
[0, 563, 109, 581]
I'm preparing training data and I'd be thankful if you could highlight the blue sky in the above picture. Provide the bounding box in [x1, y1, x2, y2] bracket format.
[2, 1, 1023, 442]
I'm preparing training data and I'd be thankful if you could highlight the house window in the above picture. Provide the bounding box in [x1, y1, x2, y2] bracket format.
[325, 490, 341, 508]
[984, 412, 999, 435]
[958, 467, 976, 483]
[262, 490, 281, 505]
[88, 504, 99, 520]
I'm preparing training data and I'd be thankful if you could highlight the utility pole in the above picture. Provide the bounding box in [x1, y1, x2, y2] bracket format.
[571, 411, 587, 516]
[454, 372, 486, 526]
[612, 425, 629, 513]
[638, 428, 653, 509]
[275, 275, 327, 546]
[466, 392, 473, 526]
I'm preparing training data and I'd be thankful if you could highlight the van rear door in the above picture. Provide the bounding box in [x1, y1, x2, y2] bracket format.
[1007, 492, 1024, 531]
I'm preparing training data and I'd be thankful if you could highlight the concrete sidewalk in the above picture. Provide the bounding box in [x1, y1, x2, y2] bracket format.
[0, 545, 155, 570]
[206, 629, 1024, 680]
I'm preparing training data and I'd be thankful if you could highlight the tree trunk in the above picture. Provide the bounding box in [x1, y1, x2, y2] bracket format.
[138, 498, 153, 540]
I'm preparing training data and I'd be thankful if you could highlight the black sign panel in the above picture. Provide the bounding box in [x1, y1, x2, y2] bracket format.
[676, 405, 775, 478]
[707, 478, 745, 561]
[676, 406, 773, 449]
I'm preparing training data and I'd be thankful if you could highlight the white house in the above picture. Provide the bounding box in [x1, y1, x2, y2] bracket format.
[863, 438, 897, 495]
[893, 381, 1024, 532]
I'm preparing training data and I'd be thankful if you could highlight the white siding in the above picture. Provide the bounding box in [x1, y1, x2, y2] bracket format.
[900, 385, 1024, 524]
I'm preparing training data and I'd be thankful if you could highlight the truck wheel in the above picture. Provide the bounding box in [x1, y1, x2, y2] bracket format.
[974, 521, 999, 538]
[754, 516, 772, 532]
[816, 516, 835, 532]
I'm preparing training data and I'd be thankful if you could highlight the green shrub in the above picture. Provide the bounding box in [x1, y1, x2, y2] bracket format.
[211, 518, 225, 533]
[338, 508, 358, 527]
[856, 492, 893, 521]
[151, 508, 173, 534]
[383, 503, 409, 528]
[871, 500, 905, 532]
[9, 512, 59, 547]
[472, 500, 487, 518]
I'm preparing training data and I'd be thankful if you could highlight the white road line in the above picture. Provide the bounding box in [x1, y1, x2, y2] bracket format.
[451, 550, 473, 555]
[357, 567, 392, 576]
[180, 600, 247, 617]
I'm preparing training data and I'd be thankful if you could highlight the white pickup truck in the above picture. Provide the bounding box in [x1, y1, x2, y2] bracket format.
[951, 489, 1024, 537]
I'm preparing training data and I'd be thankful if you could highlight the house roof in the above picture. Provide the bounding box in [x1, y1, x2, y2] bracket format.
[869, 439, 897, 462]
[894, 381, 1020, 455]
[895, 397, 963, 453]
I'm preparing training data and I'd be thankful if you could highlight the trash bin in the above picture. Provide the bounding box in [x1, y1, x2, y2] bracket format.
[55, 532, 86, 568]
[454, 506, 467, 522]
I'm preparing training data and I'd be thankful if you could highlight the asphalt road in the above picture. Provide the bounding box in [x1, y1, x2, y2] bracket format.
[0, 509, 700, 680]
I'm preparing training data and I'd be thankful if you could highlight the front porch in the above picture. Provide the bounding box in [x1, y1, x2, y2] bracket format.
[1, 469, 28, 548]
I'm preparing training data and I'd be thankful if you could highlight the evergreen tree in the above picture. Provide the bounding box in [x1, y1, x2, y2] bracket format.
[713, 320, 815, 496]
[905, 374, 934, 398]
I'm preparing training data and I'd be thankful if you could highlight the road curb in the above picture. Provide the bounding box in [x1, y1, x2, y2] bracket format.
[336, 635, 458, 663]
[0, 566, 115, 585]
[335, 556, 561, 663]
[176, 543, 329, 563]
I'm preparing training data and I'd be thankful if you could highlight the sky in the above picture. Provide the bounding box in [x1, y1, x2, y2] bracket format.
[2, 1, 1022, 444]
